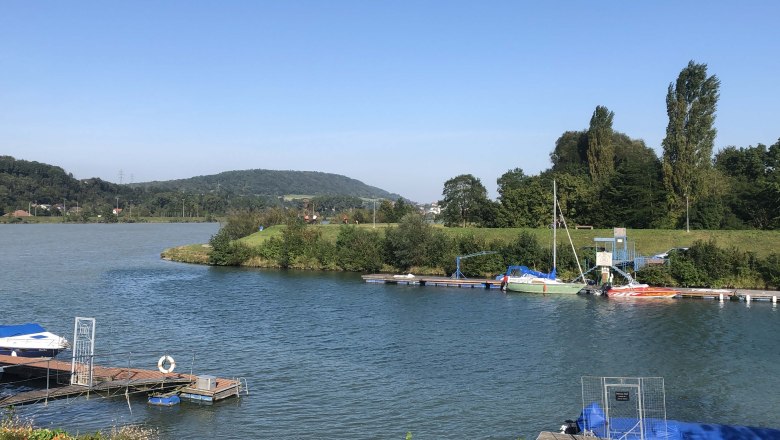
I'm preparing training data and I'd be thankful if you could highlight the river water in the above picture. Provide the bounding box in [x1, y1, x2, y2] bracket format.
[0, 223, 778, 439]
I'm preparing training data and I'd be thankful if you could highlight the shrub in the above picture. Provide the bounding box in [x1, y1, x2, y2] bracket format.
[335, 226, 383, 272]
[383, 214, 435, 271]
[759, 253, 780, 289]
[208, 228, 251, 266]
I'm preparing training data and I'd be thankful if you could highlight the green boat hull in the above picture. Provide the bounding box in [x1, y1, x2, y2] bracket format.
[506, 281, 585, 294]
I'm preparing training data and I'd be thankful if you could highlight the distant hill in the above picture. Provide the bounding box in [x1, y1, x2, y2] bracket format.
[0, 156, 405, 218]
[133, 169, 403, 200]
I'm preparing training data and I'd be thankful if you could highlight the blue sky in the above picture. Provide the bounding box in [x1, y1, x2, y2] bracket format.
[2, 1, 778, 202]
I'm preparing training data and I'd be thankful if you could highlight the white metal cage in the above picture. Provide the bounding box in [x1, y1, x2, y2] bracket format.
[581, 376, 667, 440]
[70, 317, 96, 387]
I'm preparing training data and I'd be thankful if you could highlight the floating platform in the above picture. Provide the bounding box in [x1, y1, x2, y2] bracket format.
[362, 274, 502, 289]
[364, 274, 780, 303]
[0, 354, 245, 408]
[537, 432, 599, 440]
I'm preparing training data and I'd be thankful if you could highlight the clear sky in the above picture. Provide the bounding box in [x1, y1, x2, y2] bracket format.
[2, 1, 778, 202]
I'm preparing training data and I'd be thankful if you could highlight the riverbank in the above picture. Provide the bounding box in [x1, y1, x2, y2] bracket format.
[161, 224, 780, 290]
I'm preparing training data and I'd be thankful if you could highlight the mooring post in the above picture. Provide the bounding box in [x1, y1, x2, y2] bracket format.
[46, 359, 50, 406]
[719, 293, 724, 302]
[746, 294, 752, 304]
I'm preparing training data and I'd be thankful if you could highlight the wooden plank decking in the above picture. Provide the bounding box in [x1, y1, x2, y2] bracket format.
[362, 274, 502, 289]
[0, 354, 242, 407]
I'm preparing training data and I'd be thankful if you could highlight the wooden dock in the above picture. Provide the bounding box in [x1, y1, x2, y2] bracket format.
[0, 354, 244, 407]
[363, 274, 780, 302]
[362, 274, 502, 289]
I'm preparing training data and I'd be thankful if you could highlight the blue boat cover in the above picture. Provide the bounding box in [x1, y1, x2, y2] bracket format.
[0, 323, 47, 338]
[578, 402, 780, 440]
[505, 265, 557, 280]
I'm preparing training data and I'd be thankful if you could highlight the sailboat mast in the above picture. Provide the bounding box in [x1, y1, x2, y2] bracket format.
[553, 179, 557, 271]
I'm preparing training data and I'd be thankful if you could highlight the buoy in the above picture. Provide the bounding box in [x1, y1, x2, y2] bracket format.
[746, 294, 751, 304]
[157, 355, 176, 374]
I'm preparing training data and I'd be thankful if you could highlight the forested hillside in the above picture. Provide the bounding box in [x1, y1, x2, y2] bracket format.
[133, 169, 400, 200]
[0, 156, 400, 219]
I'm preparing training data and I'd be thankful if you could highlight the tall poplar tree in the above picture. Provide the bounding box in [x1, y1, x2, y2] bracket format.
[661, 61, 720, 216]
[587, 105, 615, 183]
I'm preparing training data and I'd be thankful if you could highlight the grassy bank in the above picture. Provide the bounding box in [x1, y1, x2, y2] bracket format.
[163, 224, 780, 266]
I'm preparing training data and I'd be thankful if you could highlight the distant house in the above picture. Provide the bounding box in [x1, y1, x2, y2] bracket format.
[9, 210, 31, 217]
[112, 208, 123, 215]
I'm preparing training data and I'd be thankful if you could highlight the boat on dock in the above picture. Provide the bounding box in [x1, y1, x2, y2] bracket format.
[0, 323, 69, 357]
[504, 266, 585, 294]
[505, 181, 586, 294]
[606, 283, 680, 298]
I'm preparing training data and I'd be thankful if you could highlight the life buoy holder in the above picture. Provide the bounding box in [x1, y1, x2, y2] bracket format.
[157, 355, 176, 374]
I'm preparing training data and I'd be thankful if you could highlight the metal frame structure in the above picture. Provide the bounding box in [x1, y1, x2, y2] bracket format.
[581, 376, 667, 440]
[70, 317, 96, 387]
[451, 251, 497, 279]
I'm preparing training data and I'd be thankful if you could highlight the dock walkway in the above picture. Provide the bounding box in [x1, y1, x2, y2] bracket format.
[363, 274, 780, 301]
[0, 355, 242, 407]
[362, 274, 502, 289]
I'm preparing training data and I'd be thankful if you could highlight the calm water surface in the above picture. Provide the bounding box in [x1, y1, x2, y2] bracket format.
[0, 224, 778, 439]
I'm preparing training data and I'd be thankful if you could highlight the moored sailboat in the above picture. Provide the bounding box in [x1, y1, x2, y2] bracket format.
[505, 180, 586, 294]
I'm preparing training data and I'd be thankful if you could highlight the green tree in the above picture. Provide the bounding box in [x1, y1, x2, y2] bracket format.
[439, 174, 489, 227]
[586, 105, 615, 184]
[497, 174, 551, 228]
[378, 199, 395, 223]
[662, 61, 720, 221]
[393, 198, 414, 221]
[222, 210, 261, 239]
[335, 225, 384, 272]
[383, 214, 436, 271]
[550, 131, 589, 176]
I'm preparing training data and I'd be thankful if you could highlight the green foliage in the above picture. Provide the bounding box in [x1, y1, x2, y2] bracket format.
[383, 214, 441, 271]
[496, 173, 550, 227]
[278, 219, 325, 269]
[636, 265, 676, 286]
[662, 60, 721, 219]
[335, 226, 384, 272]
[309, 195, 365, 212]
[758, 253, 780, 289]
[452, 234, 503, 277]
[135, 169, 400, 200]
[439, 174, 490, 227]
[0, 155, 398, 218]
[587, 105, 616, 183]
[550, 131, 589, 175]
[595, 140, 666, 228]
[500, 231, 544, 268]
[222, 210, 262, 240]
[208, 229, 251, 266]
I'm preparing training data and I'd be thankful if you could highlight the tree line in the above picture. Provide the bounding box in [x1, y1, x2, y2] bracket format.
[438, 61, 780, 230]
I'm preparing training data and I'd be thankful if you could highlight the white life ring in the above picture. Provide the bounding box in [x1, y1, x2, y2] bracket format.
[157, 355, 176, 374]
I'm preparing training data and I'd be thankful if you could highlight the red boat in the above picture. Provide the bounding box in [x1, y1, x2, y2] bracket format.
[606, 283, 679, 298]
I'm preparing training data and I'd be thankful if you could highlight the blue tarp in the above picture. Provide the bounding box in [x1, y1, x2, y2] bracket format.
[505, 265, 557, 280]
[0, 323, 46, 338]
[578, 402, 780, 440]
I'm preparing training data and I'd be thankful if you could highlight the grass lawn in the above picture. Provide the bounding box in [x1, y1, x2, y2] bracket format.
[238, 225, 780, 258]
